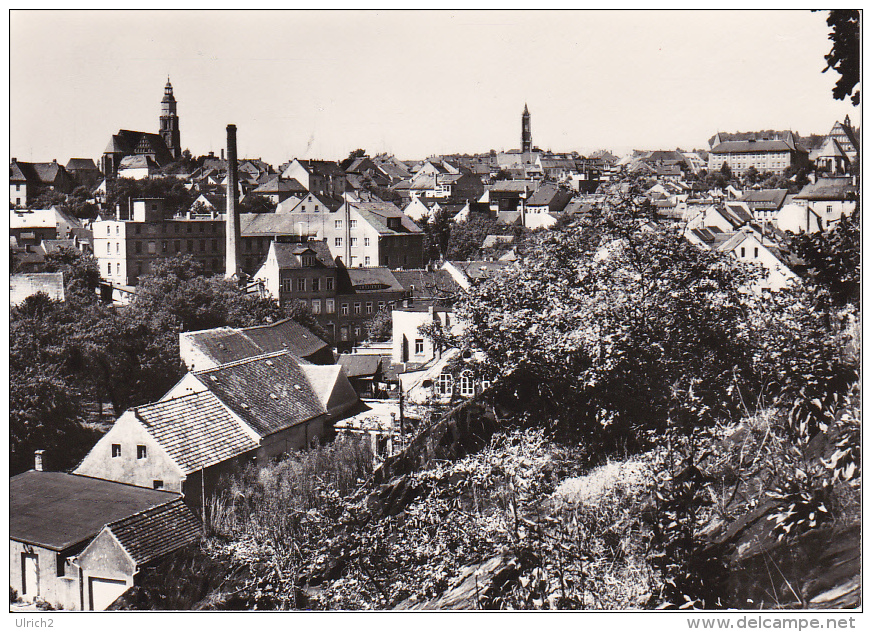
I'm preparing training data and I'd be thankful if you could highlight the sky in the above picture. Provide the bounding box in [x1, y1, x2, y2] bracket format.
[9, 10, 859, 166]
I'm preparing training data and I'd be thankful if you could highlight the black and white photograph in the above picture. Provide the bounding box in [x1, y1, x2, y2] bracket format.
[6, 8, 862, 624]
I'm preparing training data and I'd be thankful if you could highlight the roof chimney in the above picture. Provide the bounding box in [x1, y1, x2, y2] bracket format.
[225, 124, 241, 279]
[221, 148, 225, 161]
[34, 449, 44, 471]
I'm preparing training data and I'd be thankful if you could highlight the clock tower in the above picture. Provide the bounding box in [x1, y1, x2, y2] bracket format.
[160, 78, 181, 160]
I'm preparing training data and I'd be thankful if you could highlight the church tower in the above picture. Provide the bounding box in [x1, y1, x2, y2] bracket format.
[160, 78, 181, 160]
[521, 103, 532, 153]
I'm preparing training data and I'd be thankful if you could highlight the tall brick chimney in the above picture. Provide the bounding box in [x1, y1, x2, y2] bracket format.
[225, 124, 241, 279]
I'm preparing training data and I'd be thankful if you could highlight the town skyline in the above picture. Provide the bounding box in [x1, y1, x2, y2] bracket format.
[11, 10, 857, 166]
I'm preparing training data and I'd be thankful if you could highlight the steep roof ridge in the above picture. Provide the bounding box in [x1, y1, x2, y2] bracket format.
[193, 348, 295, 374]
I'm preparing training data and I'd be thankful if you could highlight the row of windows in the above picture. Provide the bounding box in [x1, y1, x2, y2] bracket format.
[110, 222, 220, 236]
[280, 277, 335, 293]
[334, 237, 371, 247]
[112, 443, 147, 459]
[437, 372, 490, 397]
[107, 257, 221, 277]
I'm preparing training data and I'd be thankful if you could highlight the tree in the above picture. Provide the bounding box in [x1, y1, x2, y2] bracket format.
[239, 195, 277, 214]
[455, 191, 760, 448]
[365, 309, 392, 342]
[817, 9, 860, 105]
[744, 165, 760, 186]
[43, 247, 101, 303]
[789, 206, 860, 306]
[446, 213, 525, 261]
[340, 148, 367, 170]
[422, 205, 452, 262]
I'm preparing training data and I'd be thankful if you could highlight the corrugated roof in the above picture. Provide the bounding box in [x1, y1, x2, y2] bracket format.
[135, 391, 259, 474]
[10, 471, 180, 551]
[105, 499, 201, 566]
[195, 351, 326, 437]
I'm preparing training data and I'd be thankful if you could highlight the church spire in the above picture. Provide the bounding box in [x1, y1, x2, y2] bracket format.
[160, 78, 181, 160]
[521, 103, 532, 153]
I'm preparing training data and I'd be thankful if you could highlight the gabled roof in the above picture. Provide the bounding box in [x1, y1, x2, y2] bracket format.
[793, 177, 856, 201]
[390, 269, 462, 297]
[295, 159, 346, 178]
[489, 180, 537, 193]
[352, 202, 422, 235]
[39, 239, 77, 254]
[194, 351, 326, 437]
[181, 327, 264, 367]
[270, 239, 336, 270]
[239, 212, 299, 236]
[738, 188, 789, 208]
[241, 317, 330, 359]
[66, 158, 99, 171]
[104, 498, 201, 566]
[134, 390, 259, 474]
[105, 130, 174, 166]
[10, 471, 180, 551]
[253, 176, 308, 195]
[721, 202, 755, 227]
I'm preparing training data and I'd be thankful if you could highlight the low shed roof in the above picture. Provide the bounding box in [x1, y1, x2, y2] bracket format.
[10, 471, 180, 552]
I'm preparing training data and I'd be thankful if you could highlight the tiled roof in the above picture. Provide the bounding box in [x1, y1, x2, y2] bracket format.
[253, 176, 307, 195]
[297, 159, 345, 178]
[739, 189, 788, 208]
[39, 239, 77, 254]
[183, 328, 265, 366]
[490, 180, 537, 193]
[710, 140, 795, 154]
[136, 391, 259, 473]
[195, 351, 326, 437]
[242, 318, 330, 359]
[721, 203, 755, 227]
[239, 212, 299, 236]
[10, 471, 180, 551]
[66, 158, 98, 171]
[338, 354, 382, 378]
[270, 240, 335, 269]
[793, 177, 856, 201]
[351, 202, 422, 235]
[390, 269, 462, 297]
[105, 130, 174, 166]
[106, 498, 201, 565]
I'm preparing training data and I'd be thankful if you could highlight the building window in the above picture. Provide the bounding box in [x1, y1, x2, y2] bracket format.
[137, 445, 147, 459]
[459, 372, 475, 397]
[162, 241, 168, 253]
[326, 277, 334, 291]
[341, 303, 349, 315]
[135, 224, 141, 235]
[754, 247, 759, 258]
[827, 204, 834, 214]
[135, 241, 142, 254]
[366, 302, 373, 314]
[112, 444, 121, 458]
[354, 302, 361, 314]
[326, 298, 335, 314]
[312, 299, 321, 314]
[175, 241, 181, 252]
[116, 225, 120, 235]
[297, 278, 306, 292]
[740, 247, 745, 258]
[187, 240, 194, 252]
[153, 480, 164, 490]
[354, 326, 361, 338]
[116, 242, 120, 253]
[350, 220, 357, 229]
[480, 380, 491, 392]
[351, 237, 358, 247]
[335, 220, 343, 229]
[378, 301, 385, 311]
[438, 373, 453, 396]
[365, 256, 371, 266]
[364, 237, 370, 247]
[415, 338, 424, 355]
[281, 279, 292, 293]
[148, 241, 156, 254]
[335, 237, 342, 247]
[340, 326, 349, 341]
[107, 262, 112, 275]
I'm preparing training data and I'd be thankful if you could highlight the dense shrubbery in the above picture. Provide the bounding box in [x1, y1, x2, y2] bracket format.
[9, 249, 316, 474]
